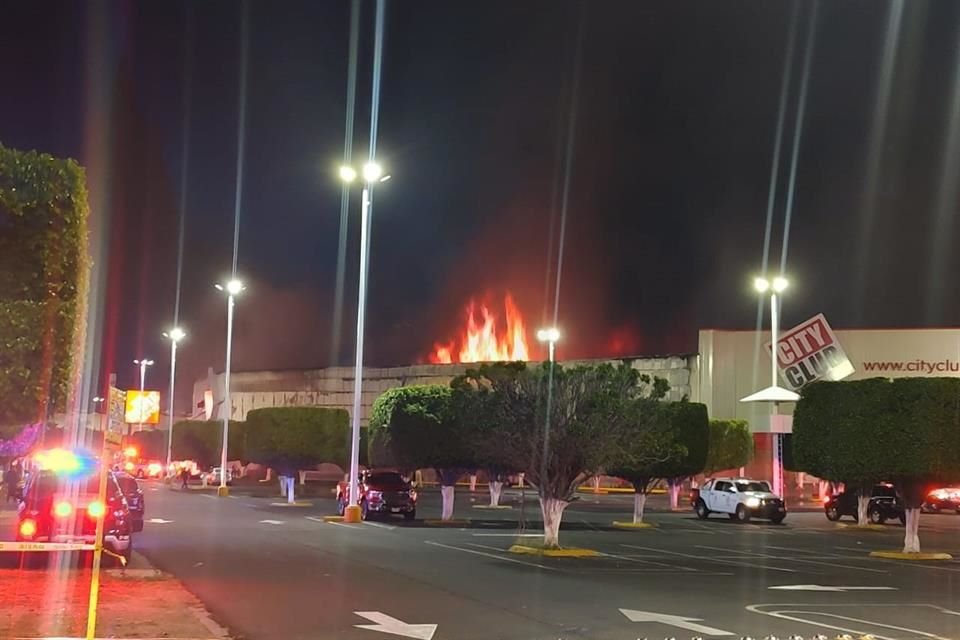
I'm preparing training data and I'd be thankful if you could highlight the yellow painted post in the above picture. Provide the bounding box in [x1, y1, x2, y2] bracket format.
[85, 448, 111, 639]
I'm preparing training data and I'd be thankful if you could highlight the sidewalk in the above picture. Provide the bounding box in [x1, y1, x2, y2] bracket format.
[0, 552, 227, 639]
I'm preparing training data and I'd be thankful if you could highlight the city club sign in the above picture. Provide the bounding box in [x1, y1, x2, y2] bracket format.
[766, 313, 855, 390]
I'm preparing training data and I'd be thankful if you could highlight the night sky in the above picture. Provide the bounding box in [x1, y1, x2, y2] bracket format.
[2, 1, 960, 414]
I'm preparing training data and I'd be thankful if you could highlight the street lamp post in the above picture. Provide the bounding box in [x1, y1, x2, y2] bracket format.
[339, 161, 388, 523]
[132, 359, 154, 434]
[754, 275, 789, 497]
[215, 279, 244, 497]
[163, 328, 186, 476]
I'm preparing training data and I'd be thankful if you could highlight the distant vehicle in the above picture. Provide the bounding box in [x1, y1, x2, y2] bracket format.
[17, 449, 133, 564]
[694, 477, 786, 523]
[823, 484, 905, 525]
[205, 467, 233, 486]
[114, 473, 144, 532]
[124, 459, 163, 480]
[336, 470, 416, 521]
[921, 487, 960, 514]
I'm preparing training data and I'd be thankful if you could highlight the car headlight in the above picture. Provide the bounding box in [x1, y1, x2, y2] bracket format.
[745, 497, 761, 508]
[367, 490, 382, 500]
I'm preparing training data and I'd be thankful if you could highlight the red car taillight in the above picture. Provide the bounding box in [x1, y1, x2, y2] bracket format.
[87, 501, 105, 518]
[19, 519, 37, 538]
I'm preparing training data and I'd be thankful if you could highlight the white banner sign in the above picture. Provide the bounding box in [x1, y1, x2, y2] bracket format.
[766, 313, 855, 390]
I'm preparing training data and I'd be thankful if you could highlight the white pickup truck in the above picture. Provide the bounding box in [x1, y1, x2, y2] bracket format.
[694, 477, 786, 523]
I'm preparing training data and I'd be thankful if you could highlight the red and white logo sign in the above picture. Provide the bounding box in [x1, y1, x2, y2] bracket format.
[766, 313, 855, 390]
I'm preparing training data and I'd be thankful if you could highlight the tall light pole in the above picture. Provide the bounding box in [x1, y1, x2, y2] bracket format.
[132, 359, 154, 434]
[339, 161, 389, 523]
[215, 279, 244, 497]
[163, 327, 186, 476]
[536, 327, 560, 498]
[750, 275, 795, 497]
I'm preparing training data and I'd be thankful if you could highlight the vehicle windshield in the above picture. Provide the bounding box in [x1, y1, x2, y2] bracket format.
[365, 473, 407, 488]
[734, 481, 771, 493]
[114, 474, 139, 494]
[30, 471, 113, 499]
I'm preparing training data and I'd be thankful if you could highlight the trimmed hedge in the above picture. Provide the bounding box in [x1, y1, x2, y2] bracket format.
[793, 378, 960, 491]
[245, 407, 349, 476]
[0, 144, 90, 426]
[171, 420, 245, 468]
[703, 419, 753, 475]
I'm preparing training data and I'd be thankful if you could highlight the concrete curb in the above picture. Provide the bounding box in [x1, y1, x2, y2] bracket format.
[472, 505, 513, 510]
[424, 519, 470, 526]
[508, 545, 600, 558]
[837, 523, 888, 531]
[869, 550, 954, 560]
[269, 502, 313, 507]
[320, 515, 345, 522]
[611, 521, 657, 529]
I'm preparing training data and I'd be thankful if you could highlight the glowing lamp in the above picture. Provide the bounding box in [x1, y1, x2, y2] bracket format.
[19, 519, 37, 538]
[362, 162, 383, 183]
[753, 277, 770, 293]
[124, 447, 138, 459]
[87, 501, 106, 519]
[124, 461, 135, 472]
[772, 276, 789, 293]
[339, 165, 357, 183]
[54, 501, 73, 518]
[536, 327, 561, 343]
[34, 448, 82, 474]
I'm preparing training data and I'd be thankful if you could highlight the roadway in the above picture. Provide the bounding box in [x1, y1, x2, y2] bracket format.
[129, 484, 960, 640]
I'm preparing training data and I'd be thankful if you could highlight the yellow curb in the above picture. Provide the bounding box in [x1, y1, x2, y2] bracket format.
[424, 519, 470, 526]
[508, 544, 600, 558]
[472, 504, 514, 510]
[321, 515, 345, 522]
[837, 523, 888, 531]
[612, 521, 658, 529]
[869, 550, 953, 561]
[270, 501, 314, 507]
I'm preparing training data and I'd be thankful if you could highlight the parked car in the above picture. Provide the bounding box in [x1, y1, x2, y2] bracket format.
[694, 477, 786, 523]
[114, 473, 144, 532]
[336, 470, 416, 520]
[124, 459, 163, 480]
[823, 484, 905, 524]
[17, 450, 133, 564]
[921, 487, 960, 514]
[205, 467, 233, 486]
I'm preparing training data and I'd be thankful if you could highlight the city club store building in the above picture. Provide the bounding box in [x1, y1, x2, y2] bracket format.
[698, 320, 960, 485]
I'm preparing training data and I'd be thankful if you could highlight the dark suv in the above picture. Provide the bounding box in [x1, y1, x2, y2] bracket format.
[17, 467, 134, 562]
[336, 471, 416, 520]
[824, 484, 905, 525]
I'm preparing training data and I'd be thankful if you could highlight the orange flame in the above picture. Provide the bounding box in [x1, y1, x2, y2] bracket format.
[431, 294, 530, 363]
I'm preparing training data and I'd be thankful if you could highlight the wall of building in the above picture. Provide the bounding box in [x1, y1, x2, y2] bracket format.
[193, 355, 697, 424]
[698, 326, 960, 432]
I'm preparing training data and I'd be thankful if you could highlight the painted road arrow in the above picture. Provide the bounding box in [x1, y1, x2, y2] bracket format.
[354, 611, 437, 639]
[769, 584, 897, 592]
[146, 518, 173, 524]
[619, 609, 734, 636]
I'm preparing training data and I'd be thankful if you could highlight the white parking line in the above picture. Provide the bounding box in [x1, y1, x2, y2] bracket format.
[746, 603, 949, 640]
[305, 516, 328, 524]
[696, 544, 889, 574]
[621, 544, 799, 573]
[471, 533, 543, 537]
[425, 540, 558, 571]
[363, 521, 396, 531]
[598, 551, 699, 571]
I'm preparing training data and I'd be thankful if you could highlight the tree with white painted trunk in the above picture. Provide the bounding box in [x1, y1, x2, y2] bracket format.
[461, 362, 669, 548]
[609, 401, 709, 523]
[794, 378, 960, 554]
[368, 385, 471, 521]
[451, 365, 524, 510]
[246, 407, 350, 504]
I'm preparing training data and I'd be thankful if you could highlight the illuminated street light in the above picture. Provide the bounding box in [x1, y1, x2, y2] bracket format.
[750, 273, 794, 497]
[338, 161, 390, 523]
[537, 327, 561, 363]
[132, 359, 154, 434]
[361, 161, 382, 183]
[162, 327, 186, 476]
[214, 279, 245, 497]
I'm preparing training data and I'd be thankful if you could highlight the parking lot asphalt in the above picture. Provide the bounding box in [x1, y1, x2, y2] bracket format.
[105, 483, 960, 640]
